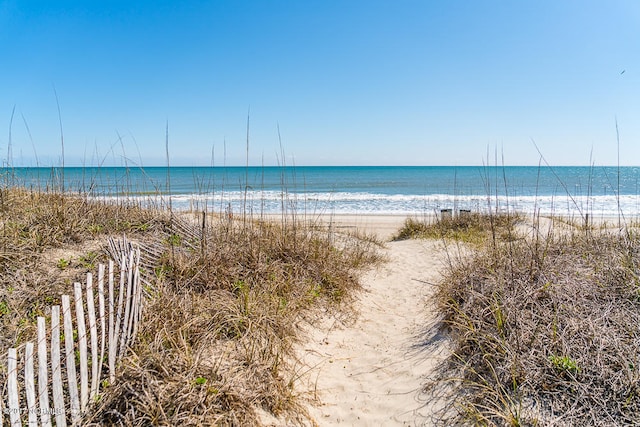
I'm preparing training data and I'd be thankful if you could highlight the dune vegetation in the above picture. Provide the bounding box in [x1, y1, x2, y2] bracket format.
[0, 186, 382, 425]
[399, 212, 640, 426]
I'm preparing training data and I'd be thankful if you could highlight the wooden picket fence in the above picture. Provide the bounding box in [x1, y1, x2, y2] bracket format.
[1, 239, 144, 426]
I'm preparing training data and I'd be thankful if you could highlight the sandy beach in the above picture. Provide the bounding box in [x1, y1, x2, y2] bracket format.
[255, 212, 633, 426]
[291, 215, 450, 426]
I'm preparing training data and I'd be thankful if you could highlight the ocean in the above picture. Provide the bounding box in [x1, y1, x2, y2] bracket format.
[5, 166, 640, 217]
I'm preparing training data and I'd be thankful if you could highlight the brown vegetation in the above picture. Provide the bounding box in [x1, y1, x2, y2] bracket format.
[0, 187, 162, 355]
[0, 187, 381, 425]
[418, 213, 640, 426]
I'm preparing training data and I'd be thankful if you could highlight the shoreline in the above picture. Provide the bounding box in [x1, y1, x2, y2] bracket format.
[190, 210, 631, 242]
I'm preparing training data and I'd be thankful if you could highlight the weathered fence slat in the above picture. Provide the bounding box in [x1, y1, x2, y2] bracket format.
[120, 249, 135, 359]
[7, 348, 19, 427]
[131, 248, 143, 342]
[62, 294, 81, 424]
[97, 263, 107, 388]
[37, 316, 52, 427]
[50, 305, 66, 427]
[107, 260, 114, 380]
[24, 342, 37, 426]
[86, 272, 100, 402]
[114, 253, 126, 362]
[108, 259, 117, 385]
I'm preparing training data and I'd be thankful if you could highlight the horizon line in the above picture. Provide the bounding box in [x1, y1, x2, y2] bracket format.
[4, 164, 639, 169]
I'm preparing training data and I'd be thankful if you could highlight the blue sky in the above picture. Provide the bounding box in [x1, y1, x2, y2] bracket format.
[1, 0, 639, 166]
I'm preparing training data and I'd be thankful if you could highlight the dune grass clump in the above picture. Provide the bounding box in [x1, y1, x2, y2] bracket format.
[0, 187, 159, 250]
[84, 215, 381, 425]
[0, 187, 164, 354]
[394, 211, 522, 244]
[429, 221, 640, 426]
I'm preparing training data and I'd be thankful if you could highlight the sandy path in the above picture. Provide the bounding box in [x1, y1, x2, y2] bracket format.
[297, 233, 449, 426]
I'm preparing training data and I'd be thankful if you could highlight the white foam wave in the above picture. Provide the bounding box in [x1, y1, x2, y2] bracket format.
[99, 190, 640, 217]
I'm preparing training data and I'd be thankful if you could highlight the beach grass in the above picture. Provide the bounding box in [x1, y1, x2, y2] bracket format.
[414, 211, 640, 426]
[393, 211, 524, 245]
[0, 185, 382, 425]
[0, 187, 162, 350]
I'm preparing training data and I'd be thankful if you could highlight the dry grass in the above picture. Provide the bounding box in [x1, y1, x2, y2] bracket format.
[86, 214, 382, 425]
[422, 213, 640, 426]
[0, 187, 163, 353]
[0, 186, 381, 425]
[394, 211, 523, 245]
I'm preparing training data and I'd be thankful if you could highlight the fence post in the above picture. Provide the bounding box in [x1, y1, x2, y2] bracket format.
[109, 259, 119, 385]
[37, 316, 52, 427]
[62, 295, 81, 424]
[50, 305, 66, 427]
[86, 273, 100, 401]
[98, 263, 107, 388]
[7, 348, 20, 427]
[24, 342, 37, 425]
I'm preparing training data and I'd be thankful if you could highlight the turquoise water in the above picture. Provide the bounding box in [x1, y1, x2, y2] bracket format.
[5, 166, 640, 216]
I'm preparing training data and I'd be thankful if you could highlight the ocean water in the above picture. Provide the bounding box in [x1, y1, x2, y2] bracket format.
[5, 166, 640, 217]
